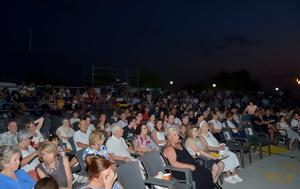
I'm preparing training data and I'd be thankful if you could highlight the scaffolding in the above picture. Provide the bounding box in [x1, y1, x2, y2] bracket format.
[91, 65, 140, 87]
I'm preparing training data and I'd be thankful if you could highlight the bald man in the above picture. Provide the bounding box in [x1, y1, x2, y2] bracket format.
[0, 121, 18, 145]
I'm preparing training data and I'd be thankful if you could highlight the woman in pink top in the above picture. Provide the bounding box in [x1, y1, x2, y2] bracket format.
[134, 124, 159, 156]
[244, 101, 257, 115]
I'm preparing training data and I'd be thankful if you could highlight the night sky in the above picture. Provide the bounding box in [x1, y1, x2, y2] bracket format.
[1, 0, 300, 90]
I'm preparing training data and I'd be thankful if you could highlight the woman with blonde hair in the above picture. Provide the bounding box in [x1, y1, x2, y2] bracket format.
[36, 142, 72, 189]
[0, 145, 35, 189]
[164, 128, 214, 189]
[83, 130, 115, 164]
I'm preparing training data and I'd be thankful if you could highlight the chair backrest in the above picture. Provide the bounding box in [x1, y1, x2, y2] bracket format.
[141, 151, 166, 177]
[117, 161, 146, 189]
[222, 127, 234, 141]
[243, 124, 255, 136]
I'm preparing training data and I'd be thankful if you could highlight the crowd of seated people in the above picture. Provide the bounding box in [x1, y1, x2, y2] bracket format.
[1, 85, 300, 189]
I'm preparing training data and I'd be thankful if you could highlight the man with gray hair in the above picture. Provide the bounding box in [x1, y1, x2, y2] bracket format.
[0, 121, 18, 145]
[106, 123, 135, 163]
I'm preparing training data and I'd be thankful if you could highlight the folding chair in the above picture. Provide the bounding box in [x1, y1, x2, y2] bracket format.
[141, 151, 195, 189]
[117, 161, 177, 189]
[222, 127, 251, 168]
[243, 124, 271, 159]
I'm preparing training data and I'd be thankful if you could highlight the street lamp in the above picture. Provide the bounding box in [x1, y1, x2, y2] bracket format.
[275, 87, 279, 91]
[212, 83, 216, 88]
[170, 81, 174, 85]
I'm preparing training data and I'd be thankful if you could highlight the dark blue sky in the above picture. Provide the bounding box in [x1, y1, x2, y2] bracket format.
[1, 0, 300, 89]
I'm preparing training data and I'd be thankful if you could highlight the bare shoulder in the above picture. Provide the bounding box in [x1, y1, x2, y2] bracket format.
[164, 146, 175, 155]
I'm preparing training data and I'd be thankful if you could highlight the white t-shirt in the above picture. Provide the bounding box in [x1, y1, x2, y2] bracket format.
[0, 132, 18, 145]
[147, 121, 155, 132]
[174, 117, 182, 126]
[233, 114, 240, 124]
[21, 145, 40, 172]
[117, 120, 128, 128]
[106, 135, 131, 158]
[32, 130, 44, 145]
[208, 119, 223, 130]
[70, 118, 80, 125]
[73, 130, 91, 151]
[291, 119, 299, 128]
[87, 124, 96, 132]
[56, 126, 75, 150]
[225, 120, 238, 133]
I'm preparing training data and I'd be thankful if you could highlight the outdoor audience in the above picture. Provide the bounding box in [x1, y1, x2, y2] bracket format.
[0, 84, 300, 189]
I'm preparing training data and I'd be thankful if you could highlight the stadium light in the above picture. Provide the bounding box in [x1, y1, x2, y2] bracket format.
[170, 81, 174, 85]
[275, 87, 279, 91]
[212, 83, 216, 88]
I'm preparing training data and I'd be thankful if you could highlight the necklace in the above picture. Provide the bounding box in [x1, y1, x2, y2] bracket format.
[43, 158, 59, 175]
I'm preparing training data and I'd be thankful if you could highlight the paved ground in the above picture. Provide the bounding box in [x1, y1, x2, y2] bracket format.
[222, 147, 300, 189]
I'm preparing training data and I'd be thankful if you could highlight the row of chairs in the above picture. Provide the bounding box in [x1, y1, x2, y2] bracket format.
[222, 124, 271, 168]
[71, 124, 273, 189]
[72, 149, 196, 189]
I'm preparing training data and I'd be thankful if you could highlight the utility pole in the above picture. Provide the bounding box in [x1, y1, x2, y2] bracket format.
[91, 64, 95, 87]
[137, 67, 140, 88]
[28, 27, 32, 53]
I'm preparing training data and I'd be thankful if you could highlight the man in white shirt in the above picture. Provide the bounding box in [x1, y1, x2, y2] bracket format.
[291, 113, 300, 128]
[73, 119, 91, 151]
[0, 121, 18, 145]
[117, 112, 128, 128]
[56, 118, 75, 150]
[164, 114, 179, 130]
[70, 111, 80, 125]
[106, 125, 134, 163]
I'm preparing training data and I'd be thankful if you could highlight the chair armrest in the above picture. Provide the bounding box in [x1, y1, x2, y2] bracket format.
[257, 133, 268, 137]
[145, 178, 175, 188]
[277, 129, 288, 135]
[164, 166, 193, 183]
[227, 140, 243, 146]
[234, 138, 247, 142]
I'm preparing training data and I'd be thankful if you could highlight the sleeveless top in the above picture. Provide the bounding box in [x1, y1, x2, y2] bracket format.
[200, 132, 219, 148]
[185, 138, 205, 156]
[37, 156, 67, 187]
[172, 143, 214, 189]
[173, 144, 197, 167]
